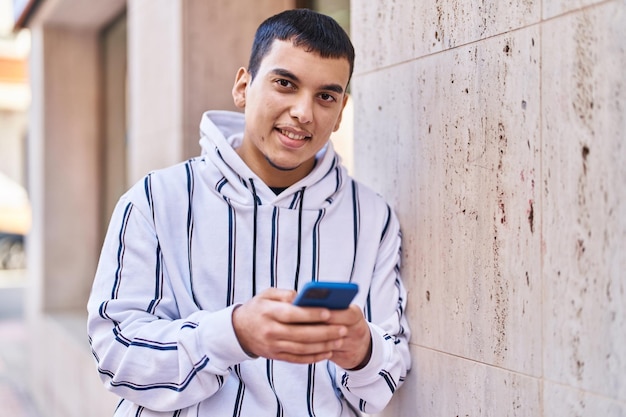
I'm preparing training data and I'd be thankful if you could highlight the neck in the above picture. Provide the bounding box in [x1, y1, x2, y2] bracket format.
[235, 146, 316, 188]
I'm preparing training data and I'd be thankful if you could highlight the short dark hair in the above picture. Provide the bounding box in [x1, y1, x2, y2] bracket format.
[248, 8, 355, 83]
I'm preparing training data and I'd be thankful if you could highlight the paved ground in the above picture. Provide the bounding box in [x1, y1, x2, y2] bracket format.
[0, 269, 46, 417]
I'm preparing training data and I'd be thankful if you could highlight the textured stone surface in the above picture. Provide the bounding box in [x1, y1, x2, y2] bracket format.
[351, 0, 540, 73]
[390, 346, 542, 417]
[543, 0, 608, 19]
[353, 0, 626, 415]
[544, 381, 626, 417]
[541, 0, 626, 403]
[355, 25, 542, 376]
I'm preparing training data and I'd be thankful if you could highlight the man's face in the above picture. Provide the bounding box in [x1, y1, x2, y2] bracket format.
[232, 39, 350, 187]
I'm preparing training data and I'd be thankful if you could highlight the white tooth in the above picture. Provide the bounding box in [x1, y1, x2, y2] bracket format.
[283, 130, 304, 140]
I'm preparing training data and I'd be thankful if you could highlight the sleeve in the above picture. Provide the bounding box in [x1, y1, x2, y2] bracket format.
[86, 189, 252, 412]
[337, 206, 412, 414]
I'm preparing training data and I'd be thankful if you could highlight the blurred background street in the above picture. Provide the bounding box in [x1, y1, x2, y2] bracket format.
[1, 1, 38, 412]
[0, 269, 44, 417]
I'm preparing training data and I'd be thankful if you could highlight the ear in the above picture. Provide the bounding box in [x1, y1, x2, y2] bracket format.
[332, 93, 350, 132]
[232, 67, 250, 109]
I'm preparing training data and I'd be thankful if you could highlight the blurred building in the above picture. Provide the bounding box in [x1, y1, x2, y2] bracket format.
[0, 0, 30, 268]
[0, 0, 29, 184]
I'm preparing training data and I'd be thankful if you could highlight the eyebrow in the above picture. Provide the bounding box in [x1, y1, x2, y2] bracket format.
[270, 68, 345, 95]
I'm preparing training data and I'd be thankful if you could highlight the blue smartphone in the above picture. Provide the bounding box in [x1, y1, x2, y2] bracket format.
[293, 281, 359, 310]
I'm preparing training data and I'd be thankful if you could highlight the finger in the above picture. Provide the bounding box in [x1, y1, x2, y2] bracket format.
[275, 324, 347, 344]
[275, 338, 343, 356]
[260, 288, 297, 303]
[273, 351, 334, 365]
[288, 306, 332, 324]
[325, 304, 363, 325]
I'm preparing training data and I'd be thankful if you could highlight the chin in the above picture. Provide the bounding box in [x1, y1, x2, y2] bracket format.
[265, 156, 301, 172]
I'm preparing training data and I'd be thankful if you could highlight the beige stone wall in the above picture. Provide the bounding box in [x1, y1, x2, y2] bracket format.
[351, 1, 625, 416]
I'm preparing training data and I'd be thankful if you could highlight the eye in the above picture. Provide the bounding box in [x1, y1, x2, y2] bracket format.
[319, 92, 337, 103]
[275, 79, 294, 89]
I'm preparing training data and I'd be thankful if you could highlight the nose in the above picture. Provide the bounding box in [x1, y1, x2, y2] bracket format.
[289, 94, 313, 124]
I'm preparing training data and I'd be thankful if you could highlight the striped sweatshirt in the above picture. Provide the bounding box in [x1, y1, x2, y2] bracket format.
[87, 110, 411, 417]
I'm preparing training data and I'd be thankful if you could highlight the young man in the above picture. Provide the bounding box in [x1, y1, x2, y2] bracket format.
[87, 9, 410, 416]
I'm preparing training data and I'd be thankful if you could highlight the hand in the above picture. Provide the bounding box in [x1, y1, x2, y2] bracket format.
[325, 305, 372, 370]
[232, 288, 349, 364]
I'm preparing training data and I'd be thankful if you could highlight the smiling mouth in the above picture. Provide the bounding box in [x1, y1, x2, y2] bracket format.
[279, 128, 311, 141]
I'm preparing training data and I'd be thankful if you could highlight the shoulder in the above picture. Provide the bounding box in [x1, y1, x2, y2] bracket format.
[349, 177, 393, 212]
[123, 157, 205, 208]
[345, 178, 399, 236]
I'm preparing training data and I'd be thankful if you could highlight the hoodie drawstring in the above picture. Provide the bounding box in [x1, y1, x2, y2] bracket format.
[294, 187, 305, 290]
[249, 179, 259, 297]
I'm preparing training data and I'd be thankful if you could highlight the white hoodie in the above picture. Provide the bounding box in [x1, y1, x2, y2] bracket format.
[87, 110, 411, 417]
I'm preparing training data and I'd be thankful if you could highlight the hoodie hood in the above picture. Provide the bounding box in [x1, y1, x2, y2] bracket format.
[198, 110, 348, 209]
